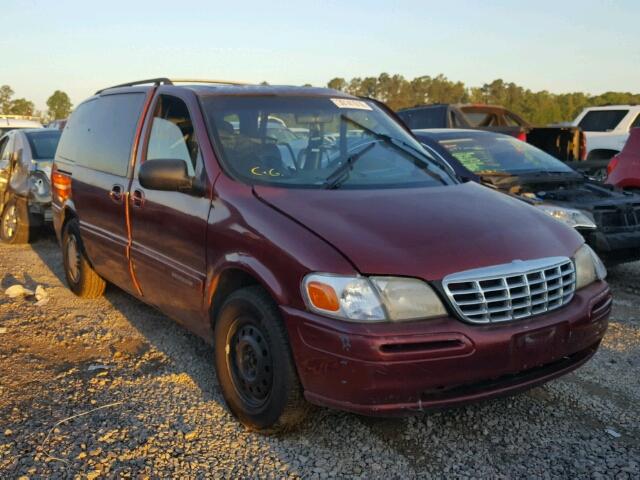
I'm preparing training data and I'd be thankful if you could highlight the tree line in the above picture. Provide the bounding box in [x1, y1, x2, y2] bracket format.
[0, 85, 72, 121]
[327, 74, 640, 125]
[3, 75, 639, 125]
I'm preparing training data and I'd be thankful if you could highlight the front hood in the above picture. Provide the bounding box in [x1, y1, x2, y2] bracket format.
[254, 182, 583, 280]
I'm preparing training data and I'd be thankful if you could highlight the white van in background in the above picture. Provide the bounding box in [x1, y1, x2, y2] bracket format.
[0, 115, 43, 136]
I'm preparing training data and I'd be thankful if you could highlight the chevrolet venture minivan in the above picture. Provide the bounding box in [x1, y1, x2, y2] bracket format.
[52, 79, 611, 431]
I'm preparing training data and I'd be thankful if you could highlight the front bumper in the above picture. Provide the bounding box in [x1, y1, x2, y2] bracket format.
[282, 281, 611, 416]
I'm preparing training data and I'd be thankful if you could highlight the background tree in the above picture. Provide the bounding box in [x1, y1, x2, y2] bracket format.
[0, 85, 15, 114]
[46, 90, 72, 120]
[8, 98, 35, 116]
[327, 74, 640, 124]
[327, 77, 347, 92]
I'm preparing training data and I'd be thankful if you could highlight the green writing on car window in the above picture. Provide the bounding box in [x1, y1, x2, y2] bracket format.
[446, 146, 499, 173]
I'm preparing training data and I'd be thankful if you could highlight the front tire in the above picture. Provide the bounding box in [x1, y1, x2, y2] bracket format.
[214, 286, 307, 432]
[1, 197, 30, 244]
[62, 219, 106, 298]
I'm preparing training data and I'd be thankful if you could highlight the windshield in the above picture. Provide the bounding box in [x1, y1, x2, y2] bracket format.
[433, 132, 575, 175]
[25, 130, 61, 160]
[202, 95, 455, 189]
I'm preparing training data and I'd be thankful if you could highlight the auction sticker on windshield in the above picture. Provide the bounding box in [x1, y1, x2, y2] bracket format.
[331, 98, 372, 110]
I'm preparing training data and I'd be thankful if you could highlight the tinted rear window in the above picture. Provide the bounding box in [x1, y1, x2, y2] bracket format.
[397, 108, 448, 129]
[25, 130, 61, 159]
[578, 110, 628, 132]
[56, 93, 145, 176]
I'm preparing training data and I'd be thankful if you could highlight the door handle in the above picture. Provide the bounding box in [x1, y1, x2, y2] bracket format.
[109, 184, 123, 203]
[131, 189, 145, 208]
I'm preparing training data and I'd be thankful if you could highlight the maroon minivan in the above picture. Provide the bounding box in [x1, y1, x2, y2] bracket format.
[52, 79, 611, 431]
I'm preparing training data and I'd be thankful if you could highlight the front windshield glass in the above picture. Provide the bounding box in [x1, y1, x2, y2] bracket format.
[26, 130, 61, 159]
[202, 95, 455, 189]
[435, 133, 575, 175]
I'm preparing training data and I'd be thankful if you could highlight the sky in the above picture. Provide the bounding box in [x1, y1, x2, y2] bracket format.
[2, 0, 639, 111]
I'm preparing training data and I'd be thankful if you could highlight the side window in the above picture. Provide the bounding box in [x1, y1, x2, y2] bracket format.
[631, 113, 640, 130]
[89, 93, 146, 176]
[55, 99, 97, 165]
[145, 95, 200, 177]
[56, 93, 146, 176]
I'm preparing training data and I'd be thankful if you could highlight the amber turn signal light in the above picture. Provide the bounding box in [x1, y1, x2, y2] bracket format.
[306, 281, 340, 312]
[51, 166, 72, 202]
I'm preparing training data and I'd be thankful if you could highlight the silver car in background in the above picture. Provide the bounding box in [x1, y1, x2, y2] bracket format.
[0, 128, 61, 243]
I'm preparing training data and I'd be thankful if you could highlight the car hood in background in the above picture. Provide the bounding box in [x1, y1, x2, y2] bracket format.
[254, 182, 583, 280]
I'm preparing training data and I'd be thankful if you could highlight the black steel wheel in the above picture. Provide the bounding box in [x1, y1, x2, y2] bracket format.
[214, 286, 308, 431]
[61, 218, 106, 298]
[227, 316, 274, 408]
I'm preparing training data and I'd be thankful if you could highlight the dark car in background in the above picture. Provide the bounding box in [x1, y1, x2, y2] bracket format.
[415, 129, 640, 264]
[606, 128, 640, 191]
[397, 104, 586, 167]
[52, 78, 610, 431]
[0, 128, 61, 243]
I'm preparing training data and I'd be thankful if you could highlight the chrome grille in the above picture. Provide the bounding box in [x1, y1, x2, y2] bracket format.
[443, 257, 575, 324]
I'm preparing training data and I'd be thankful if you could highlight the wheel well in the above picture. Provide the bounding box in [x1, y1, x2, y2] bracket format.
[210, 268, 261, 328]
[61, 207, 77, 230]
[587, 149, 619, 161]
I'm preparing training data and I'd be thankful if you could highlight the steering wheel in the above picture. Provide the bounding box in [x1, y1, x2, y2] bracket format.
[297, 138, 341, 170]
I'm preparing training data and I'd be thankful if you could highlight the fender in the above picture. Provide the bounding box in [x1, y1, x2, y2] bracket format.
[205, 253, 290, 313]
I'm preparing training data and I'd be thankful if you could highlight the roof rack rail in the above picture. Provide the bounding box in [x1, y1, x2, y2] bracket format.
[170, 78, 249, 86]
[95, 78, 172, 94]
[96, 77, 249, 94]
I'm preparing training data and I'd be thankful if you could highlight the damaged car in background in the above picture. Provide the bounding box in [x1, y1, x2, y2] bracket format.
[0, 128, 61, 243]
[415, 129, 640, 265]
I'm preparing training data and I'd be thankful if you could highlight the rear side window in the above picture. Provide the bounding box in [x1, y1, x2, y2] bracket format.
[631, 114, 640, 129]
[56, 93, 145, 176]
[578, 110, 628, 132]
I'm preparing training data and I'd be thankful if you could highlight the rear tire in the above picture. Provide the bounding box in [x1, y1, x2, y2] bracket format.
[1, 197, 30, 244]
[214, 286, 308, 432]
[62, 218, 106, 298]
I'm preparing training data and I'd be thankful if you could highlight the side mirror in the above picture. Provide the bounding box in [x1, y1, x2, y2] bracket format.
[139, 159, 192, 192]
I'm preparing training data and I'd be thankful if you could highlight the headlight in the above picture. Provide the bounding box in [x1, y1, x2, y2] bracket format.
[573, 244, 607, 290]
[537, 205, 596, 229]
[302, 273, 447, 322]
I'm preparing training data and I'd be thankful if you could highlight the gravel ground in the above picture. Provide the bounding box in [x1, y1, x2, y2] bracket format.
[0, 233, 638, 479]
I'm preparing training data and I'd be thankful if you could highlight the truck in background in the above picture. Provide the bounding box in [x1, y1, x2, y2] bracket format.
[571, 105, 640, 178]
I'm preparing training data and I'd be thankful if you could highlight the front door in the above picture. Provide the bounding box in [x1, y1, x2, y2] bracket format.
[128, 92, 211, 332]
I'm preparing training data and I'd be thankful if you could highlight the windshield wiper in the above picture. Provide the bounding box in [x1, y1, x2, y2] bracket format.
[339, 115, 448, 185]
[322, 142, 377, 189]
